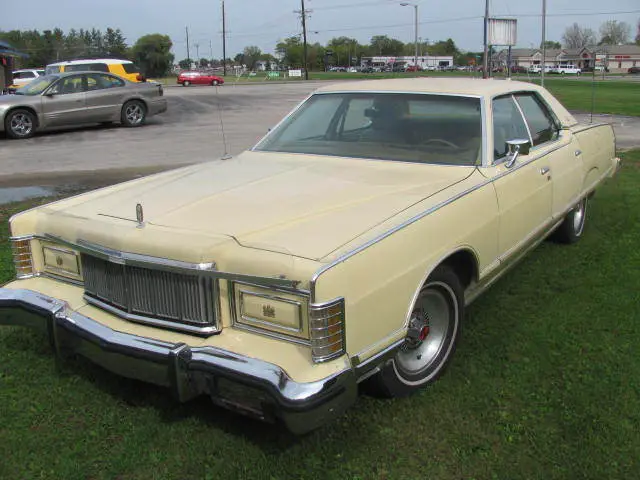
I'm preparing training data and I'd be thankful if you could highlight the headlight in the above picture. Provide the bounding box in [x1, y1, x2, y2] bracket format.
[232, 282, 308, 341]
[10, 236, 35, 278]
[41, 243, 82, 281]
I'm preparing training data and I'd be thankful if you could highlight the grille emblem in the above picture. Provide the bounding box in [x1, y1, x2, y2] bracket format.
[262, 305, 276, 318]
[55, 255, 63, 267]
[136, 203, 144, 227]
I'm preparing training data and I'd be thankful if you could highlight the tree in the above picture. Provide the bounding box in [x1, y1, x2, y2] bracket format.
[562, 23, 596, 49]
[428, 38, 459, 56]
[599, 20, 631, 45]
[540, 40, 561, 49]
[276, 36, 303, 67]
[242, 46, 262, 70]
[178, 58, 192, 69]
[369, 35, 404, 56]
[636, 19, 640, 44]
[132, 34, 174, 77]
[104, 28, 128, 58]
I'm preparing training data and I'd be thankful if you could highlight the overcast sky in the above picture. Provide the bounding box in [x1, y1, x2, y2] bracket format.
[3, 0, 639, 59]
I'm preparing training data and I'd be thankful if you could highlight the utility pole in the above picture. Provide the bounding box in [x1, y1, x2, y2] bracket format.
[300, 0, 309, 80]
[185, 26, 191, 66]
[482, 0, 489, 79]
[413, 4, 418, 69]
[222, 0, 228, 76]
[195, 43, 200, 62]
[541, 0, 547, 87]
[209, 40, 213, 63]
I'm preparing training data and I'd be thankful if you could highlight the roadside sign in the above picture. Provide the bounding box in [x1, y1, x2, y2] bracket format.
[288, 69, 302, 77]
[268, 71, 280, 78]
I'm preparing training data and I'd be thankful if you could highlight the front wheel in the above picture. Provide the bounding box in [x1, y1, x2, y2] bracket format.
[5, 109, 36, 139]
[553, 197, 588, 244]
[368, 265, 464, 397]
[211, 80, 220, 86]
[183, 80, 191, 87]
[121, 100, 146, 127]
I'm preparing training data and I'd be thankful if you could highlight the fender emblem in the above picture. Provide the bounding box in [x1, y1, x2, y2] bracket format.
[136, 203, 144, 227]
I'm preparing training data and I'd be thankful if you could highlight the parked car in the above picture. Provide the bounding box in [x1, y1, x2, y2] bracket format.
[177, 71, 225, 86]
[405, 65, 421, 72]
[46, 59, 147, 83]
[527, 65, 552, 74]
[0, 72, 166, 139]
[360, 67, 375, 73]
[628, 67, 640, 74]
[7, 69, 46, 93]
[510, 66, 527, 74]
[0, 78, 619, 434]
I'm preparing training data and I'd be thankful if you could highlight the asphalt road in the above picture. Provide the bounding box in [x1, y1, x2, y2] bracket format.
[0, 81, 638, 191]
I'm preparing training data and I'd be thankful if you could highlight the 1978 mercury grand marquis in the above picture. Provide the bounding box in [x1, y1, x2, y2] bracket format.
[0, 78, 620, 434]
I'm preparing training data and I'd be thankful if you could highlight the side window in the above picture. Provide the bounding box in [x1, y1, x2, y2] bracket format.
[492, 96, 530, 161]
[66, 63, 109, 73]
[342, 98, 374, 132]
[87, 74, 124, 90]
[514, 93, 559, 146]
[50, 76, 85, 95]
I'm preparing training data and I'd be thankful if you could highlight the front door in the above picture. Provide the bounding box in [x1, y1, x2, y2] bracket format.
[482, 94, 553, 260]
[41, 74, 86, 127]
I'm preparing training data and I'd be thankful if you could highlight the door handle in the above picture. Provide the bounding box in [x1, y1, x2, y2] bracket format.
[540, 167, 550, 175]
[574, 150, 582, 157]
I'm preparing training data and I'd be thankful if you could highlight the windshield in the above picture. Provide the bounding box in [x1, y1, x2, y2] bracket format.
[255, 92, 483, 166]
[15, 75, 58, 95]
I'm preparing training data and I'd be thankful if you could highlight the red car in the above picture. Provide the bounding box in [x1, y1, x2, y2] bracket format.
[177, 71, 225, 86]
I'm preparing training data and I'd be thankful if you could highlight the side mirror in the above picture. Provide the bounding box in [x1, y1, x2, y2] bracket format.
[504, 139, 531, 168]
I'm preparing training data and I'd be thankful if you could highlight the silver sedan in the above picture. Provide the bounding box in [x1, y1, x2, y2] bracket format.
[0, 72, 167, 139]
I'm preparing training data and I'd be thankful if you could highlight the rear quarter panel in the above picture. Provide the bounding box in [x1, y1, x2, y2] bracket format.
[570, 123, 617, 191]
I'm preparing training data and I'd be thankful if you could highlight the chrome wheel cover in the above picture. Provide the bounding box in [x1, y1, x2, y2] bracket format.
[125, 104, 144, 125]
[10, 113, 33, 136]
[573, 198, 587, 236]
[394, 281, 459, 386]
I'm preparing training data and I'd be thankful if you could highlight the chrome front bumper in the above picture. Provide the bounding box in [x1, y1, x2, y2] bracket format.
[0, 288, 357, 435]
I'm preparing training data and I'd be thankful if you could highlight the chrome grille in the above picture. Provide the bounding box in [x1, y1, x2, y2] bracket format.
[82, 254, 218, 332]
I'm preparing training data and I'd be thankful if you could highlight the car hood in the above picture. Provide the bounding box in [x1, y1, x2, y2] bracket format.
[41, 151, 474, 261]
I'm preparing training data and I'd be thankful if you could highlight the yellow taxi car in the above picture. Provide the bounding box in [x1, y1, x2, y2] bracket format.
[45, 59, 146, 82]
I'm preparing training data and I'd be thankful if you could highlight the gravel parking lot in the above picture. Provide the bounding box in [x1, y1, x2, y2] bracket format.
[0, 82, 324, 187]
[0, 80, 638, 193]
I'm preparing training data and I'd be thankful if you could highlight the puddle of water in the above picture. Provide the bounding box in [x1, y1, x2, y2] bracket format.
[0, 186, 55, 205]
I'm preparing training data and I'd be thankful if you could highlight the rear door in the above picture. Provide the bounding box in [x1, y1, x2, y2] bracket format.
[84, 73, 127, 122]
[41, 74, 87, 127]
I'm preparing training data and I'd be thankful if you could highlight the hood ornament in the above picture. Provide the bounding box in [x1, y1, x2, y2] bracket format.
[136, 203, 144, 228]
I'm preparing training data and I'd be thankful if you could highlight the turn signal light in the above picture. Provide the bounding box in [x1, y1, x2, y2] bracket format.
[10, 237, 34, 278]
[309, 298, 345, 362]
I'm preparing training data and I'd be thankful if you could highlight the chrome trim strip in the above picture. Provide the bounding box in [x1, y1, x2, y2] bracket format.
[465, 218, 563, 306]
[43, 234, 303, 290]
[511, 94, 534, 145]
[310, 179, 491, 299]
[84, 295, 219, 336]
[0, 288, 357, 435]
[570, 122, 607, 134]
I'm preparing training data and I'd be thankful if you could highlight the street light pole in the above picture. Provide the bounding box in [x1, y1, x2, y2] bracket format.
[400, 3, 419, 70]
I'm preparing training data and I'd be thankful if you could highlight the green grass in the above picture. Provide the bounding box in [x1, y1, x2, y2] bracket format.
[1, 152, 640, 479]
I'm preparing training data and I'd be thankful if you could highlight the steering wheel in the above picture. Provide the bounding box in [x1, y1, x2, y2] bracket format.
[421, 138, 459, 149]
